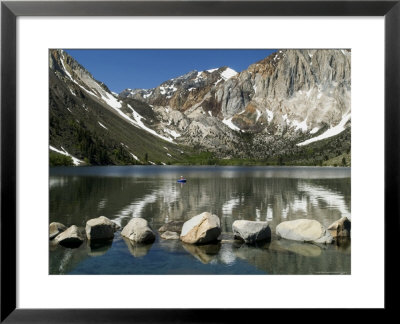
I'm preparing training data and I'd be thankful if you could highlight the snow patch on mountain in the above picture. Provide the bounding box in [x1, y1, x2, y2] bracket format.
[293, 119, 308, 132]
[143, 91, 153, 99]
[100, 91, 122, 109]
[50, 145, 83, 166]
[125, 104, 174, 143]
[221, 68, 238, 80]
[297, 113, 351, 146]
[223, 117, 240, 131]
[266, 109, 274, 123]
[163, 128, 181, 139]
[98, 121, 108, 130]
[255, 109, 262, 122]
[130, 152, 140, 161]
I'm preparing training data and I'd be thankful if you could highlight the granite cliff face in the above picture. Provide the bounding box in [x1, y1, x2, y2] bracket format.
[217, 49, 351, 135]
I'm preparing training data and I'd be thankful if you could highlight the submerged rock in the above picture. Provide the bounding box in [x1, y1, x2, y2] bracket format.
[180, 212, 221, 244]
[161, 231, 180, 240]
[232, 220, 271, 243]
[158, 221, 184, 234]
[85, 216, 115, 241]
[276, 219, 333, 244]
[328, 217, 351, 238]
[54, 225, 84, 248]
[49, 222, 67, 240]
[121, 218, 155, 243]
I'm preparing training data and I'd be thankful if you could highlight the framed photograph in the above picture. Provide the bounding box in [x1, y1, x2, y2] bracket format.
[1, 0, 398, 321]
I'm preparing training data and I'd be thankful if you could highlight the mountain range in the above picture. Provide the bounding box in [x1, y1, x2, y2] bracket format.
[49, 49, 351, 166]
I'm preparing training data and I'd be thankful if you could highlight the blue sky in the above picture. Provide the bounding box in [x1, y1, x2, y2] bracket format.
[65, 49, 277, 93]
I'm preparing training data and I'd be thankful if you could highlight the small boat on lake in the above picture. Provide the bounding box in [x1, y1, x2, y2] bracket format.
[177, 176, 186, 183]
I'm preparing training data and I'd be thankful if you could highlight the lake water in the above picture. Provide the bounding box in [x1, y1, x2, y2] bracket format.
[49, 166, 351, 275]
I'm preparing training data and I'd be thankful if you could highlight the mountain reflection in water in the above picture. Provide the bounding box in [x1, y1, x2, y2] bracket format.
[49, 166, 351, 274]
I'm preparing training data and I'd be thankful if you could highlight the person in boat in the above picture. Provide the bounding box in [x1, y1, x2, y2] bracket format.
[180, 176, 184, 180]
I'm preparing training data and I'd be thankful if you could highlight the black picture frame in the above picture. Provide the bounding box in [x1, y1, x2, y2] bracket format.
[1, 0, 398, 321]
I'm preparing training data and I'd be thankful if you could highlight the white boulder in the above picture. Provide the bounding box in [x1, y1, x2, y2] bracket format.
[180, 212, 221, 244]
[276, 219, 333, 244]
[49, 222, 67, 240]
[121, 218, 155, 243]
[54, 225, 84, 247]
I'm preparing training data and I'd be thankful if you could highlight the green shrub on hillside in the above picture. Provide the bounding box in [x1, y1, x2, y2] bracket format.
[50, 152, 74, 166]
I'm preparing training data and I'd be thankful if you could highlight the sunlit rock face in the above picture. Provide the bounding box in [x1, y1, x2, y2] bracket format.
[54, 225, 84, 248]
[276, 219, 333, 244]
[49, 222, 67, 240]
[180, 212, 221, 244]
[218, 50, 351, 131]
[121, 218, 156, 243]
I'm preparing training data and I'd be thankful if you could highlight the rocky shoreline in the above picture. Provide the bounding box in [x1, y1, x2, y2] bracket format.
[49, 212, 351, 253]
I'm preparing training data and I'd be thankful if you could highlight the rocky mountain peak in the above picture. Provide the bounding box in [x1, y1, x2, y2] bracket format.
[119, 66, 238, 111]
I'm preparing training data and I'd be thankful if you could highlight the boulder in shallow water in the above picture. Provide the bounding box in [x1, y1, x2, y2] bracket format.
[158, 221, 185, 234]
[180, 212, 221, 244]
[49, 222, 67, 240]
[121, 218, 155, 243]
[161, 231, 180, 240]
[85, 216, 115, 241]
[276, 219, 333, 244]
[328, 217, 351, 238]
[232, 220, 271, 243]
[54, 225, 84, 248]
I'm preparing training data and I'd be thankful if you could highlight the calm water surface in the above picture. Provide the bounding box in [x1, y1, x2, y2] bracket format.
[49, 166, 351, 275]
